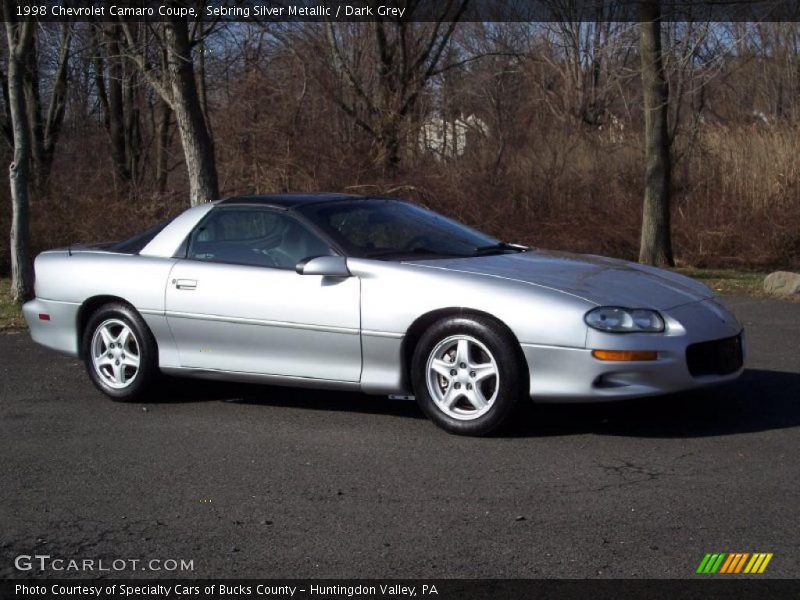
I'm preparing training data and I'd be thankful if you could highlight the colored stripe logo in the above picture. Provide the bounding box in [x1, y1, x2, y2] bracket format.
[696, 553, 773, 574]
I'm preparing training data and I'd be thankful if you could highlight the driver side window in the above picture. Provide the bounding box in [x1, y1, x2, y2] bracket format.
[187, 208, 333, 269]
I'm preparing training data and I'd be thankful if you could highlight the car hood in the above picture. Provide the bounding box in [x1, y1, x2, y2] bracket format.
[406, 250, 714, 310]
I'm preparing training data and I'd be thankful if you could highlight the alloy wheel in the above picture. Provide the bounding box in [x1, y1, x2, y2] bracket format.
[90, 319, 141, 389]
[425, 334, 499, 420]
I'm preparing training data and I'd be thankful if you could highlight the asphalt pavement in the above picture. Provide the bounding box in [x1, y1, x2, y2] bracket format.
[1, 295, 799, 579]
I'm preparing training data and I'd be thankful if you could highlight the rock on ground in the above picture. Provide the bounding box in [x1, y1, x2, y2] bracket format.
[764, 271, 800, 295]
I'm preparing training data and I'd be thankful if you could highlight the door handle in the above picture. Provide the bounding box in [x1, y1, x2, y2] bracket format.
[174, 279, 197, 290]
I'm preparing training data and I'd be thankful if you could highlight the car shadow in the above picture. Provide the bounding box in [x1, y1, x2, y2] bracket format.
[143, 377, 250, 404]
[510, 368, 800, 438]
[143, 369, 800, 437]
[146, 376, 426, 419]
[234, 385, 427, 419]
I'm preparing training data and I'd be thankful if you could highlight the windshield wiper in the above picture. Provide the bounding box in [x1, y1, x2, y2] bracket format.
[473, 242, 528, 255]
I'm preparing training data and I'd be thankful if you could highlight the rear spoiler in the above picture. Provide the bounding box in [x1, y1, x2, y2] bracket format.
[51, 241, 120, 256]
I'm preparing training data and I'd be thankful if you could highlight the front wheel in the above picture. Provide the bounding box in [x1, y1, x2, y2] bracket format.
[82, 303, 158, 401]
[411, 316, 526, 436]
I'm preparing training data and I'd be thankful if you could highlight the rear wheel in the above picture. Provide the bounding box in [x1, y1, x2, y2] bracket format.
[82, 303, 158, 401]
[412, 315, 526, 435]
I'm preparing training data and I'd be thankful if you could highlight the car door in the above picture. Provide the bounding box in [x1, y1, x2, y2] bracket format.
[165, 206, 361, 382]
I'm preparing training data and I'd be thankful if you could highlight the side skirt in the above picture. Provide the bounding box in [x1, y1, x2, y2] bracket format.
[159, 366, 362, 392]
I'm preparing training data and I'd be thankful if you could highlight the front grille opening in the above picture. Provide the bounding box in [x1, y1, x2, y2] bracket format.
[686, 334, 743, 377]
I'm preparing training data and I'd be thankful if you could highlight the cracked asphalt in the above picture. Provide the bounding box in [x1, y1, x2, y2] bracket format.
[1, 295, 799, 579]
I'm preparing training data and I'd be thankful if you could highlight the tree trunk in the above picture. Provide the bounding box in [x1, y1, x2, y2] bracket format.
[196, 37, 213, 140]
[381, 121, 401, 176]
[638, 1, 674, 267]
[123, 67, 140, 182]
[22, 40, 45, 189]
[4, 12, 35, 303]
[106, 25, 131, 182]
[92, 25, 129, 183]
[155, 96, 171, 192]
[0, 64, 13, 147]
[164, 18, 219, 206]
[34, 23, 72, 191]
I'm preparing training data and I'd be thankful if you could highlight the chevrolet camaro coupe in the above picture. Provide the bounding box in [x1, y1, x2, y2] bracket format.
[23, 193, 744, 435]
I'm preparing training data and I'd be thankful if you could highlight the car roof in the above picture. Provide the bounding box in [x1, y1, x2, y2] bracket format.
[217, 193, 371, 210]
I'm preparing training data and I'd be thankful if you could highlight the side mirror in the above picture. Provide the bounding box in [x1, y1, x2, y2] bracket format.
[295, 255, 351, 277]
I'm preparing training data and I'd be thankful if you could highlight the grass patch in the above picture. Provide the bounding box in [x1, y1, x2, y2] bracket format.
[674, 268, 768, 297]
[0, 278, 25, 330]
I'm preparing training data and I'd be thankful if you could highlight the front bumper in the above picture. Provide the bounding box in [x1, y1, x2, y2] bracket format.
[522, 298, 745, 402]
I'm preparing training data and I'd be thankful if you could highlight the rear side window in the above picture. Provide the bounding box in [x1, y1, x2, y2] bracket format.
[195, 210, 282, 243]
[186, 208, 333, 269]
[112, 217, 175, 254]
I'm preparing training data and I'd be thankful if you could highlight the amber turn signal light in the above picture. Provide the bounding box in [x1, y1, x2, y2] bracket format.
[591, 349, 657, 361]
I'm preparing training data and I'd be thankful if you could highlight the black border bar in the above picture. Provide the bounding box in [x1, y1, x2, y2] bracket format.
[2, 579, 800, 600]
[5, 1, 800, 23]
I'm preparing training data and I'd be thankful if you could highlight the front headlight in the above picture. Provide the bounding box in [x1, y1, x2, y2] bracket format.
[584, 306, 665, 333]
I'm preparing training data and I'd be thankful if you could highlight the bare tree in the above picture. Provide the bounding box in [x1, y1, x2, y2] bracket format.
[638, 1, 674, 266]
[320, 0, 469, 174]
[119, 15, 219, 205]
[93, 23, 134, 183]
[537, 17, 636, 126]
[24, 23, 72, 191]
[3, 1, 34, 302]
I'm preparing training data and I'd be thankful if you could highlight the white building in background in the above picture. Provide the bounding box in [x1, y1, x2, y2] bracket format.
[418, 114, 488, 159]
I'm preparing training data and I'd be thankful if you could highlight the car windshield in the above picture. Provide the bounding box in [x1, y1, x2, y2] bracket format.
[299, 199, 513, 259]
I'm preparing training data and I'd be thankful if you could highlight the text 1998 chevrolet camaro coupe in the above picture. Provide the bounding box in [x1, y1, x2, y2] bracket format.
[24, 193, 744, 435]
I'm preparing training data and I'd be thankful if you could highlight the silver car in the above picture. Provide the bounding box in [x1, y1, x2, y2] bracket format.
[23, 193, 744, 435]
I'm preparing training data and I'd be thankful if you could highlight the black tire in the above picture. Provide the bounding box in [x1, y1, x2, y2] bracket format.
[411, 315, 526, 436]
[81, 302, 159, 402]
